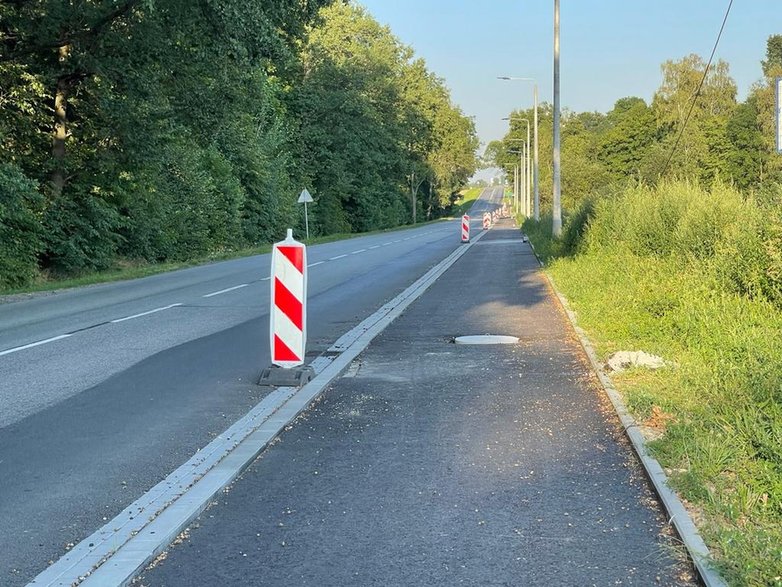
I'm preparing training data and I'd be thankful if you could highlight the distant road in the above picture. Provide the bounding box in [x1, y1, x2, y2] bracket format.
[0, 187, 505, 585]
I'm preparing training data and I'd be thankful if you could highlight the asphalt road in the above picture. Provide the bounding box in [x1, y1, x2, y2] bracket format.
[136, 219, 695, 586]
[0, 187, 505, 586]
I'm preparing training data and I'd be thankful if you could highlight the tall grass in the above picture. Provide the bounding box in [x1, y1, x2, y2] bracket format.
[525, 181, 782, 586]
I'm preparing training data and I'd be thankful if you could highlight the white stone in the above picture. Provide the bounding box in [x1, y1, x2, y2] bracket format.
[606, 350, 666, 372]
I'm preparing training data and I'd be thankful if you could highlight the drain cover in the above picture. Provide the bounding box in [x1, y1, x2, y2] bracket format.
[454, 335, 519, 345]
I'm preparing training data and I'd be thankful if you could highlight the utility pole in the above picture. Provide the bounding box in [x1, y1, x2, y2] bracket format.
[552, 0, 562, 237]
[533, 83, 539, 221]
[498, 77, 539, 221]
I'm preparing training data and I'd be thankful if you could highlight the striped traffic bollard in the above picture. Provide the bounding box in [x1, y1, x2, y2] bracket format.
[483, 212, 490, 230]
[271, 229, 306, 367]
[461, 214, 470, 243]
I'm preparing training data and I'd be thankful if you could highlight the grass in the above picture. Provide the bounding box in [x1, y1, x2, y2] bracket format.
[0, 218, 451, 298]
[451, 187, 484, 216]
[524, 184, 782, 586]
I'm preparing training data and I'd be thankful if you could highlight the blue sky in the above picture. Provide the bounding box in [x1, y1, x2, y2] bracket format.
[358, 0, 780, 150]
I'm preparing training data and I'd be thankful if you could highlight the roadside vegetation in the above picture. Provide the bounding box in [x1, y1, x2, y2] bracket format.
[0, 1, 478, 290]
[452, 187, 484, 216]
[516, 36, 782, 587]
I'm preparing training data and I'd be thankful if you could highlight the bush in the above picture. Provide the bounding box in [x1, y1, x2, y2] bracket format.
[0, 163, 43, 287]
[528, 179, 782, 584]
[42, 190, 123, 275]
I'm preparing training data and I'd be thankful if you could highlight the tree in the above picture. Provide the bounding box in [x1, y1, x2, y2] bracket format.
[651, 55, 737, 182]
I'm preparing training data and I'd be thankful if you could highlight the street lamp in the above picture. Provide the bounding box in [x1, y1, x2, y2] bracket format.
[552, 0, 562, 236]
[498, 76, 539, 221]
[507, 149, 523, 216]
[503, 117, 531, 219]
[506, 138, 527, 217]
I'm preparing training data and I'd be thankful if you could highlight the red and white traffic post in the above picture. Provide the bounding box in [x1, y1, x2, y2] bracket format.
[259, 229, 314, 386]
[483, 212, 491, 230]
[461, 214, 470, 243]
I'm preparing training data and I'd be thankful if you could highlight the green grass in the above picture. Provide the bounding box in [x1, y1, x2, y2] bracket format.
[0, 219, 449, 298]
[524, 183, 782, 586]
[451, 187, 484, 216]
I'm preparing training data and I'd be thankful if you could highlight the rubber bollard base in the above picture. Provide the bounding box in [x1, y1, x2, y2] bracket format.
[257, 365, 315, 387]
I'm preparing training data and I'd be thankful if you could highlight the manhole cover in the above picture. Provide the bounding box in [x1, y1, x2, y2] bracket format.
[454, 335, 519, 345]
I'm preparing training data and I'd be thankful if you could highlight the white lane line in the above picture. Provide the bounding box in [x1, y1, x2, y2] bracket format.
[261, 276, 271, 281]
[202, 284, 249, 298]
[329, 254, 348, 260]
[0, 334, 73, 358]
[382, 242, 393, 246]
[110, 303, 183, 324]
[308, 261, 325, 268]
[350, 249, 367, 255]
[35, 220, 489, 587]
[369, 245, 381, 250]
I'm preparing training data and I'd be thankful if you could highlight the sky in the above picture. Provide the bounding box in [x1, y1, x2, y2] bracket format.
[358, 0, 780, 153]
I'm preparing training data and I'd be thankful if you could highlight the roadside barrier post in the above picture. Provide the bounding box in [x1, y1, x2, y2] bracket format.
[461, 214, 470, 243]
[258, 229, 315, 387]
[483, 212, 490, 230]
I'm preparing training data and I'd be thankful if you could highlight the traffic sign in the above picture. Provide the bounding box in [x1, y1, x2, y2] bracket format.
[298, 188, 313, 239]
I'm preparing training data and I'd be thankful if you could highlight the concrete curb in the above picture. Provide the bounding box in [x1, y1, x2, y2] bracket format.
[29, 222, 489, 587]
[527, 239, 728, 587]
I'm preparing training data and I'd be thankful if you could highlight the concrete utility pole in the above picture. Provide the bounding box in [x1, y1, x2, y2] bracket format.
[552, 0, 562, 237]
[497, 77, 539, 220]
[504, 118, 531, 219]
[533, 83, 539, 220]
[507, 136, 528, 217]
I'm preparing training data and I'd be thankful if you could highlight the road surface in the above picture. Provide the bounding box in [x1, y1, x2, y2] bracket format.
[0, 187, 505, 586]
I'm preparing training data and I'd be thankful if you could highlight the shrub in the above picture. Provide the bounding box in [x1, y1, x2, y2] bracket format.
[0, 163, 43, 287]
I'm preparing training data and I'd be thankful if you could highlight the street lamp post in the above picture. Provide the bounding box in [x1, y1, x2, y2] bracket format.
[552, 0, 562, 236]
[506, 137, 528, 217]
[503, 117, 531, 219]
[498, 76, 539, 220]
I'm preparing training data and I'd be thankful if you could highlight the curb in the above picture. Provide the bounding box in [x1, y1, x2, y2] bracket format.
[527, 239, 727, 587]
[30, 218, 490, 587]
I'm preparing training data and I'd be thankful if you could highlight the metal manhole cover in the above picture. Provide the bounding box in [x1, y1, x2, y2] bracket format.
[453, 335, 519, 345]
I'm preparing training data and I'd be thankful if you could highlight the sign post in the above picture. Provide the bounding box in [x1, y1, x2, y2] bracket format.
[298, 188, 314, 240]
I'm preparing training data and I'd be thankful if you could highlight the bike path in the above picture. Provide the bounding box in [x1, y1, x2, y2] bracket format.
[137, 220, 695, 586]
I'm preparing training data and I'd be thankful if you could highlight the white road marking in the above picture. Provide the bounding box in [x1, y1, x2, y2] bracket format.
[329, 254, 348, 260]
[308, 261, 325, 268]
[110, 303, 183, 324]
[350, 249, 367, 255]
[261, 276, 271, 281]
[34, 219, 490, 587]
[382, 242, 394, 246]
[0, 334, 73, 357]
[369, 245, 381, 250]
[202, 284, 249, 298]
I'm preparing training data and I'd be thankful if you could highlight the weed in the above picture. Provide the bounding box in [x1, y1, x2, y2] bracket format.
[526, 180, 782, 585]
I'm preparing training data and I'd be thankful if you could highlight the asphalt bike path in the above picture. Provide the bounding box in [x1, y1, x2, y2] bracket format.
[136, 219, 695, 586]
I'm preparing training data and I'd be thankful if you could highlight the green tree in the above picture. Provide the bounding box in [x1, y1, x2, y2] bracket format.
[650, 55, 737, 183]
[597, 97, 657, 180]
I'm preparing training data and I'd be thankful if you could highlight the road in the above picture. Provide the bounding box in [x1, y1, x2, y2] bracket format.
[134, 218, 695, 587]
[0, 188, 504, 585]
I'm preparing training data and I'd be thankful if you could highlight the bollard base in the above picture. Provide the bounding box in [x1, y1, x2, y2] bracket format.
[257, 365, 315, 388]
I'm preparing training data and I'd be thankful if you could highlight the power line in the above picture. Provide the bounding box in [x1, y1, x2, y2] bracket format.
[660, 0, 734, 178]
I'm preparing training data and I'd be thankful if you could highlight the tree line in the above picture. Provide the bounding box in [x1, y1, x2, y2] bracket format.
[0, 1, 478, 288]
[488, 35, 782, 214]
